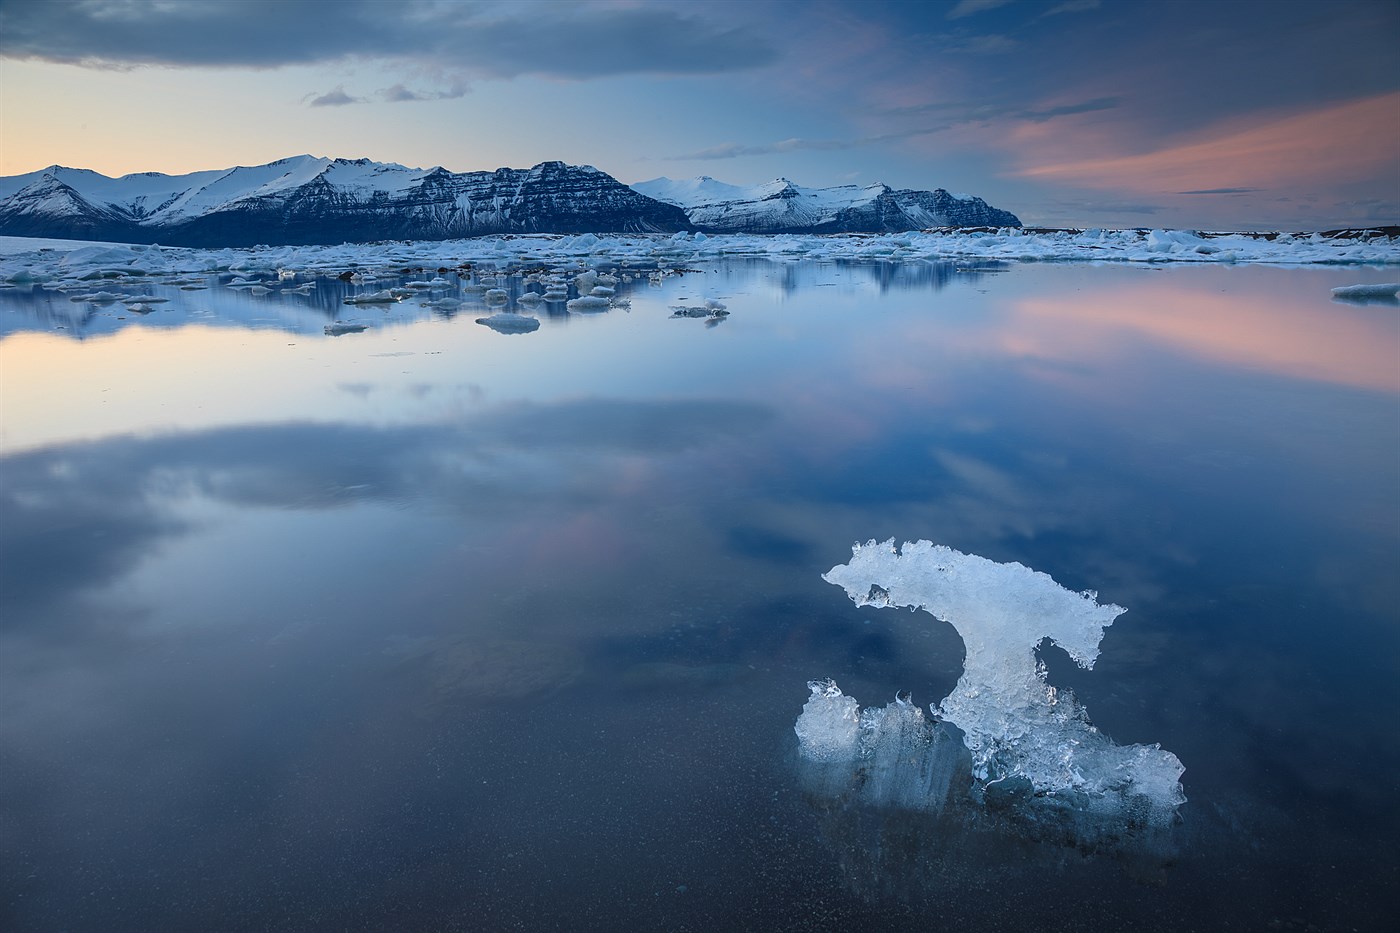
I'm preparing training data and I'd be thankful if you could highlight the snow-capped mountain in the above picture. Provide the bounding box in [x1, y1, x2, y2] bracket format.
[632, 176, 1021, 232]
[0, 156, 1022, 247]
[0, 156, 691, 247]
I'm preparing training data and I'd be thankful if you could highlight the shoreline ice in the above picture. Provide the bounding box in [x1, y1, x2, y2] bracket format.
[1, 226, 1397, 289]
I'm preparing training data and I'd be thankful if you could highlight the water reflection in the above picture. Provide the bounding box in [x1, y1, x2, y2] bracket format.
[1, 258, 1396, 931]
[0, 398, 773, 625]
[0, 257, 994, 340]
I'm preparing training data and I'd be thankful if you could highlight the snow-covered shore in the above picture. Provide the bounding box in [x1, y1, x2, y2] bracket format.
[1, 227, 1397, 286]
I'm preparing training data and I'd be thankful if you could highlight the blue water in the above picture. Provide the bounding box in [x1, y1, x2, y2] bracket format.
[1, 258, 1397, 931]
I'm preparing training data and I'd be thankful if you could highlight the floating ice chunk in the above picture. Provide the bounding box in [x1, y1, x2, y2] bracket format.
[819, 540, 1185, 820]
[324, 321, 368, 335]
[483, 288, 509, 304]
[343, 290, 402, 304]
[566, 295, 610, 313]
[515, 291, 543, 305]
[71, 290, 122, 303]
[1330, 282, 1400, 301]
[589, 286, 615, 298]
[475, 312, 540, 334]
[671, 304, 728, 320]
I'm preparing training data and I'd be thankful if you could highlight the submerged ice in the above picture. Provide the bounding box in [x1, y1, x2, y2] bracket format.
[802, 540, 1185, 822]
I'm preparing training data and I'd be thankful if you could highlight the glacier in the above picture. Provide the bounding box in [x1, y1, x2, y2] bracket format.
[802, 540, 1186, 826]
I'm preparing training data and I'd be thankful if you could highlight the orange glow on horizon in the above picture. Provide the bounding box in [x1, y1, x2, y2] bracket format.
[1016, 92, 1400, 195]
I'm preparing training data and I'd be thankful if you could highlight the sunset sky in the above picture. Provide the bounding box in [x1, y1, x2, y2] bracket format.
[1, 0, 1396, 229]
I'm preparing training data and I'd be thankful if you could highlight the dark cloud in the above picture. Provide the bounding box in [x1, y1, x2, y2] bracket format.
[0, 0, 778, 79]
[1023, 97, 1120, 121]
[1041, 0, 1102, 16]
[664, 96, 1119, 162]
[663, 126, 953, 161]
[881, 96, 1120, 124]
[306, 86, 361, 108]
[381, 83, 469, 103]
[1178, 187, 1263, 195]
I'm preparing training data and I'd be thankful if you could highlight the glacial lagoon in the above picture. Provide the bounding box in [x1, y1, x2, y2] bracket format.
[1, 247, 1397, 931]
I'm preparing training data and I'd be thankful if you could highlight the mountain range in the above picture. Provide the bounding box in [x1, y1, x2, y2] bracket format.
[633, 176, 1020, 233]
[0, 155, 1021, 247]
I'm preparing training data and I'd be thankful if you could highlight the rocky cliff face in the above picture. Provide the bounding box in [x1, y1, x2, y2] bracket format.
[0, 157, 693, 247]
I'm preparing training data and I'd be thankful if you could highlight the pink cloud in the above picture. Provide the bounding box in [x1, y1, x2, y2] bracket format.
[1015, 92, 1400, 194]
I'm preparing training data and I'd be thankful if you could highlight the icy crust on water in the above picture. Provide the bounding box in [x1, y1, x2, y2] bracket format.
[807, 540, 1185, 823]
[1, 226, 1397, 288]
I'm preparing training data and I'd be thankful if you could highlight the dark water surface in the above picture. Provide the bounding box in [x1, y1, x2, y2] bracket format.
[2, 259, 1397, 931]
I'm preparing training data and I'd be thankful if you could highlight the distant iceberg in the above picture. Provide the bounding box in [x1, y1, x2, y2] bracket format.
[802, 540, 1185, 826]
[1331, 282, 1399, 302]
[475, 312, 540, 334]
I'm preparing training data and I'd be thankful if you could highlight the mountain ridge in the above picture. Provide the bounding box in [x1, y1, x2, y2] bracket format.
[0, 156, 1021, 246]
[633, 175, 1021, 233]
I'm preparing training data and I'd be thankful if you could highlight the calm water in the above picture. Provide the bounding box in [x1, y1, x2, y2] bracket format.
[2, 258, 1397, 931]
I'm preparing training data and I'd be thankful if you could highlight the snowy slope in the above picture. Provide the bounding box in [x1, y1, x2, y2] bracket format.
[634, 175, 1021, 232]
[0, 157, 691, 246]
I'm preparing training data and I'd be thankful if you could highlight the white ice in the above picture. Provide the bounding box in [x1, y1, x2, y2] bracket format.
[2, 227, 1396, 297]
[343, 289, 402, 304]
[565, 295, 610, 313]
[811, 539, 1185, 821]
[475, 312, 540, 333]
[1331, 282, 1400, 299]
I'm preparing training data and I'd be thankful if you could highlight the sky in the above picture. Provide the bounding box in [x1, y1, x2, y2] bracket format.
[0, 0, 1397, 230]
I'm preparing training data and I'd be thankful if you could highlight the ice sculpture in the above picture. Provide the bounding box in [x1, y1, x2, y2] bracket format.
[802, 540, 1185, 822]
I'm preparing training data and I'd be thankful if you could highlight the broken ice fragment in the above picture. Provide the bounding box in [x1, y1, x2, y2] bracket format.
[475, 312, 540, 334]
[324, 321, 368, 335]
[816, 539, 1185, 821]
[1330, 282, 1400, 303]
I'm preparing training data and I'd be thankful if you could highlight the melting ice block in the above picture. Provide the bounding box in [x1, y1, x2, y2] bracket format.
[793, 679, 861, 761]
[809, 539, 1185, 820]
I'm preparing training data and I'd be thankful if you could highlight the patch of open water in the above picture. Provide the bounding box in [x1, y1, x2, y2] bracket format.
[1, 258, 1397, 930]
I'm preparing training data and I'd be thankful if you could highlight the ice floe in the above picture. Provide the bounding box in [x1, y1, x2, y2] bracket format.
[343, 289, 403, 305]
[565, 295, 610, 313]
[475, 312, 540, 334]
[324, 321, 368, 335]
[2, 228, 1394, 294]
[1331, 282, 1399, 301]
[808, 540, 1186, 825]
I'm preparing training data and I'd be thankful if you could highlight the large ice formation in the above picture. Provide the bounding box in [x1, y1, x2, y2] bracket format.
[804, 540, 1185, 822]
